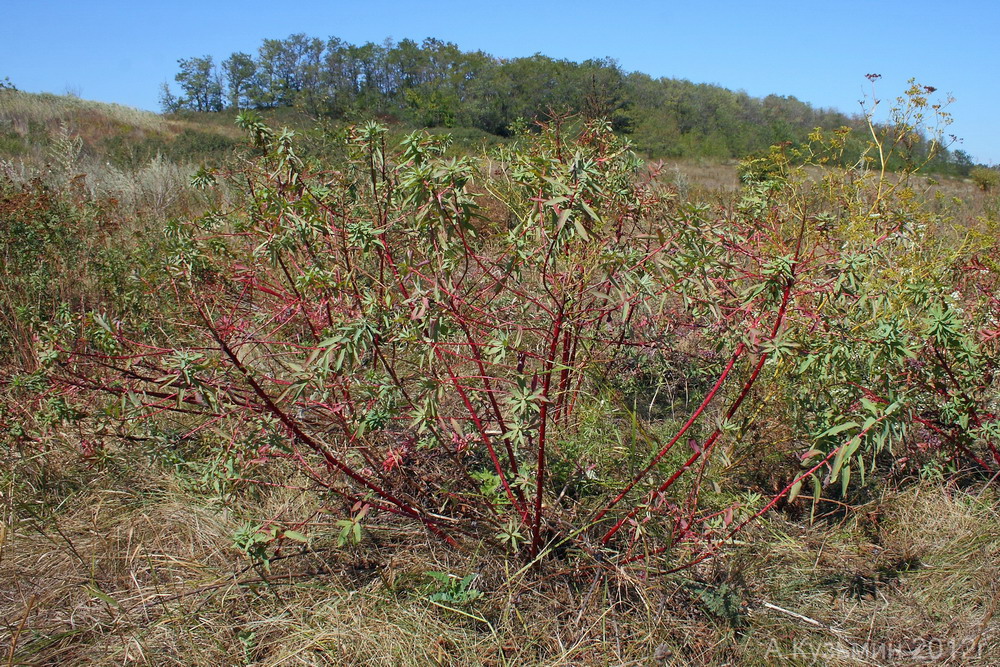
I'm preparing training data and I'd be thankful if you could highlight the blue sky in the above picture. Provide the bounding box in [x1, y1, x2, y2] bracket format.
[2, 0, 997, 164]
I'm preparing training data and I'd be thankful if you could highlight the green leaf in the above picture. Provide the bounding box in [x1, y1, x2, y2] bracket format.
[830, 447, 845, 484]
[579, 200, 600, 222]
[556, 208, 571, 234]
[800, 449, 825, 463]
[788, 478, 803, 503]
[86, 585, 122, 609]
[820, 421, 858, 439]
[797, 354, 818, 374]
[811, 474, 823, 522]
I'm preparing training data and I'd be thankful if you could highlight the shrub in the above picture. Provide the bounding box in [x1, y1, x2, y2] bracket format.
[44, 86, 1000, 573]
[971, 166, 1000, 192]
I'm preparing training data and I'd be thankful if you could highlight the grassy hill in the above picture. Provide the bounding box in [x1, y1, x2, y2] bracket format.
[0, 89, 245, 168]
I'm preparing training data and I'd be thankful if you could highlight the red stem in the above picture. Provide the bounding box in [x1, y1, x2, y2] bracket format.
[529, 309, 564, 557]
[202, 306, 455, 545]
[599, 274, 795, 544]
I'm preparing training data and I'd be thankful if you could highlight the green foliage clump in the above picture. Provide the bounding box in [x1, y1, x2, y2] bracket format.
[971, 166, 1000, 191]
[159, 34, 976, 171]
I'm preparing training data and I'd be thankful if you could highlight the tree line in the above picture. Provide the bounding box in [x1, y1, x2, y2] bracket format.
[160, 34, 974, 172]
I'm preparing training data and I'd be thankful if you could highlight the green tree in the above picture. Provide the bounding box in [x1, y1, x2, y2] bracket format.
[175, 55, 222, 112]
[158, 81, 180, 113]
[579, 58, 630, 130]
[221, 52, 256, 110]
[252, 35, 323, 108]
[949, 149, 974, 177]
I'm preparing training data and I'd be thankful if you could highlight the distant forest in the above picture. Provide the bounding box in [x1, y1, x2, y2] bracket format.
[161, 34, 976, 173]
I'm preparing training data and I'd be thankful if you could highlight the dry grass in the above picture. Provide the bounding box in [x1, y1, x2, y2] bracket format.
[2, 431, 998, 666]
[654, 158, 996, 234]
[659, 159, 742, 196]
[87, 154, 197, 219]
[0, 90, 169, 170]
[733, 484, 1000, 666]
[0, 89, 242, 182]
[0, 90, 166, 136]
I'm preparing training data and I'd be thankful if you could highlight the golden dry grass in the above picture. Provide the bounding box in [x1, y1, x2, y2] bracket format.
[0, 90, 166, 135]
[2, 431, 998, 666]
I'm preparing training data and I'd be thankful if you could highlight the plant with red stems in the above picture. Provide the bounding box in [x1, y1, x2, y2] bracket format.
[40, 84, 998, 571]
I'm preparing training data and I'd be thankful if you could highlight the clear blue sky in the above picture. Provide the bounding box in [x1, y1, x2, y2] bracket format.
[3, 0, 997, 164]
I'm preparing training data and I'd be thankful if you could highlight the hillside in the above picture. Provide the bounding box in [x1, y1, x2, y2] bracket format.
[0, 89, 245, 169]
[160, 34, 980, 175]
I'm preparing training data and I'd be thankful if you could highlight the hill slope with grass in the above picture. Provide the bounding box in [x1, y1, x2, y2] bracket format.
[160, 34, 986, 176]
[0, 89, 245, 170]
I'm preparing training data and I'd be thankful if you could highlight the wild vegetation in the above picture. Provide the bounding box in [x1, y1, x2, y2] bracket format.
[159, 35, 985, 175]
[2, 76, 1000, 665]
